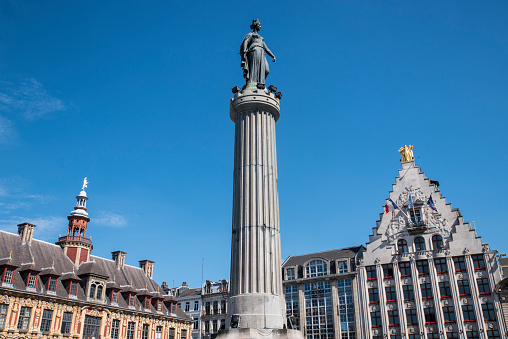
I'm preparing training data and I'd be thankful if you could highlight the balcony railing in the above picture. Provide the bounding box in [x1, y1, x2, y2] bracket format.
[58, 235, 92, 244]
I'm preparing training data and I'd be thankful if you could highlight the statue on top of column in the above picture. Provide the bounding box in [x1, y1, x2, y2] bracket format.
[240, 19, 276, 85]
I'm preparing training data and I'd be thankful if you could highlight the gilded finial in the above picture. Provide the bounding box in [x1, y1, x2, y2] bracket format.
[9, 251, 12, 259]
[72, 266, 75, 273]
[32, 255, 35, 264]
[398, 145, 414, 162]
[52, 261, 54, 269]
[145, 283, 147, 290]
[113, 275, 116, 282]
[130, 279, 132, 286]
[82, 177, 89, 191]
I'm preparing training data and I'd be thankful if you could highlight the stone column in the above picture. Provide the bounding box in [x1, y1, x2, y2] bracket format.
[226, 87, 286, 331]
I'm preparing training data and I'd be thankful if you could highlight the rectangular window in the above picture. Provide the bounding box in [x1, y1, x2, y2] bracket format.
[467, 331, 479, 339]
[48, 277, 57, 292]
[286, 268, 295, 280]
[439, 281, 451, 298]
[447, 333, 459, 339]
[168, 328, 175, 339]
[453, 256, 466, 271]
[61, 312, 73, 334]
[371, 311, 381, 327]
[157, 300, 162, 312]
[424, 307, 436, 323]
[421, 283, 433, 298]
[366, 266, 377, 280]
[83, 315, 101, 339]
[417, 260, 429, 275]
[458, 280, 471, 296]
[3, 268, 14, 284]
[403, 285, 414, 300]
[406, 309, 418, 325]
[304, 281, 333, 338]
[388, 310, 399, 326]
[156, 326, 162, 339]
[220, 319, 225, 330]
[27, 273, 38, 288]
[221, 300, 226, 313]
[428, 334, 440, 339]
[194, 301, 199, 311]
[70, 281, 78, 295]
[435, 258, 448, 273]
[477, 278, 491, 294]
[482, 303, 496, 321]
[112, 290, 118, 303]
[0, 304, 8, 329]
[193, 318, 199, 330]
[142, 324, 149, 339]
[487, 330, 500, 339]
[399, 262, 411, 276]
[127, 322, 135, 339]
[17, 306, 31, 331]
[212, 320, 217, 333]
[181, 329, 187, 339]
[205, 321, 210, 333]
[213, 301, 219, 314]
[185, 302, 190, 312]
[129, 294, 136, 306]
[338, 260, 348, 274]
[383, 264, 394, 278]
[205, 302, 211, 315]
[111, 319, 120, 339]
[443, 306, 455, 322]
[462, 305, 476, 322]
[40, 309, 53, 333]
[285, 284, 299, 330]
[369, 288, 379, 303]
[385, 286, 396, 302]
[472, 255, 485, 270]
[144, 297, 151, 309]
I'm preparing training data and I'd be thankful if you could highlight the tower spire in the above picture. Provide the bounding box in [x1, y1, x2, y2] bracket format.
[56, 178, 93, 265]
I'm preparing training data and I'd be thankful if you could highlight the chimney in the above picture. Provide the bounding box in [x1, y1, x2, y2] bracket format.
[182, 281, 187, 286]
[112, 251, 127, 268]
[139, 260, 155, 278]
[18, 223, 36, 244]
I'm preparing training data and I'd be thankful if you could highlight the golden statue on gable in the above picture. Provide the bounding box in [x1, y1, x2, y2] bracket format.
[398, 145, 414, 162]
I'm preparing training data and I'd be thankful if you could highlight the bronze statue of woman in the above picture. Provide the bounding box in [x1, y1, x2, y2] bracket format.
[240, 19, 276, 85]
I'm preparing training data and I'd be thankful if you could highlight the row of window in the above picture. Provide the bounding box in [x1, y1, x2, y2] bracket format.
[371, 303, 497, 327]
[397, 235, 444, 253]
[366, 255, 486, 280]
[373, 330, 500, 339]
[369, 278, 491, 303]
[0, 304, 186, 338]
[182, 300, 200, 312]
[203, 300, 227, 315]
[286, 259, 350, 281]
[203, 319, 226, 334]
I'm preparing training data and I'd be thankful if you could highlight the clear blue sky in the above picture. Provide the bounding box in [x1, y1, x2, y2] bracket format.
[0, 1, 507, 288]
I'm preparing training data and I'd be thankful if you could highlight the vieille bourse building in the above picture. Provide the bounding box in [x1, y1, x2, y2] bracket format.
[0, 187, 192, 339]
[281, 149, 506, 339]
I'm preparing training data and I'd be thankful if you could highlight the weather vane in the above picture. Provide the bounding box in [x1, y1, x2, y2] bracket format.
[82, 177, 89, 191]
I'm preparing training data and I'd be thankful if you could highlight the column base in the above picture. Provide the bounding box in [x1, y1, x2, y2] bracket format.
[215, 328, 304, 339]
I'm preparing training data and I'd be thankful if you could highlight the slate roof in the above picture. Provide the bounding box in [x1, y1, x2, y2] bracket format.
[0, 230, 190, 321]
[178, 288, 201, 298]
[282, 245, 364, 267]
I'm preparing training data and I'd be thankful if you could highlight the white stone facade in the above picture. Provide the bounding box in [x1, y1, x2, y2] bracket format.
[357, 160, 505, 339]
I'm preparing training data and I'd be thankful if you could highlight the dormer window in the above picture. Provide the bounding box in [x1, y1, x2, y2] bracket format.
[410, 208, 422, 224]
[306, 260, 327, 277]
[144, 297, 151, 310]
[89, 282, 104, 301]
[286, 268, 295, 280]
[111, 290, 119, 303]
[337, 260, 348, 274]
[128, 293, 136, 307]
[70, 281, 78, 295]
[26, 272, 38, 289]
[3, 268, 14, 284]
[156, 300, 163, 312]
[47, 277, 58, 292]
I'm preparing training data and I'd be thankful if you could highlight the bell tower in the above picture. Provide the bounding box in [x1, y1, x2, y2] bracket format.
[57, 178, 93, 265]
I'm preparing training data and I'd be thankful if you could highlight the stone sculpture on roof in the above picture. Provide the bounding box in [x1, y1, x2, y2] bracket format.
[240, 19, 276, 85]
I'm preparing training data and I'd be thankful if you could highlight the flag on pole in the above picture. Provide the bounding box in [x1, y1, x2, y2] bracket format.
[427, 194, 438, 212]
[384, 199, 399, 213]
[408, 194, 413, 208]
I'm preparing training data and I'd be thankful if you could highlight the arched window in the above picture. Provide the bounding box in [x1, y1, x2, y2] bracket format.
[96, 284, 103, 300]
[306, 260, 327, 277]
[89, 283, 96, 298]
[397, 239, 409, 253]
[432, 235, 443, 250]
[414, 237, 426, 251]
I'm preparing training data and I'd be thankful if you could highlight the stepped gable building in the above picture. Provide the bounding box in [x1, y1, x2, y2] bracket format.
[281, 245, 364, 339]
[0, 184, 192, 339]
[494, 258, 508, 334]
[357, 147, 505, 339]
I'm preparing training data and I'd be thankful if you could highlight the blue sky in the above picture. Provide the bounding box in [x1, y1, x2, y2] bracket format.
[0, 1, 507, 288]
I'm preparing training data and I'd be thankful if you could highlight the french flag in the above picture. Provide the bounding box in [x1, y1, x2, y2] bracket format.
[384, 199, 399, 213]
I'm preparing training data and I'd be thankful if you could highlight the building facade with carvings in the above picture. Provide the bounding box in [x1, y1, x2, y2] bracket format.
[0, 187, 192, 339]
[281, 246, 364, 339]
[357, 153, 505, 339]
